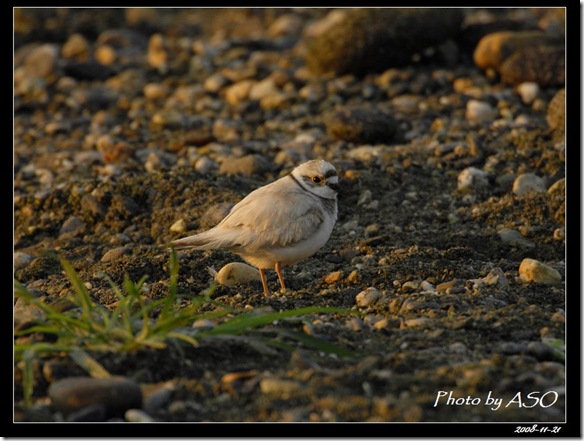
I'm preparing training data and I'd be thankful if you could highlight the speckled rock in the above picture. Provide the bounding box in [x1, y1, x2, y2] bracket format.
[546, 178, 565, 223]
[546, 88, 565, 131]
[218, 154, 271, 176]
[499, 45, 565, 87]
[473, 31, 560, 70]
[458, 14, 530, 52]
[305, 8, 464, 76]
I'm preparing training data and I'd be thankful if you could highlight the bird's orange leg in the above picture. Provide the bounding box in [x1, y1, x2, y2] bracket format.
[259, 268, 271, 297]
[275, 262, 286, 291]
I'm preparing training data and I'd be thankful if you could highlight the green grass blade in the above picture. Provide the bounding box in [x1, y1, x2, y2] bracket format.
[167, 331, 200, 347]
[21, 349, 36, 407]
[168, 247, 179, 300]
[269, 329, 355, 357]
[202, 306, 353, 335]
[59, 258, 95, 324]
[69, 349, 111, 379]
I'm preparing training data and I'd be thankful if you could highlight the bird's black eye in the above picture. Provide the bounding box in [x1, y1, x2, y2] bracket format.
[312, 176, 323, 184]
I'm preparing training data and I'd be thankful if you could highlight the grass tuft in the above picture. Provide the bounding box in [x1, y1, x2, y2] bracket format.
[14, 249, 355, 406]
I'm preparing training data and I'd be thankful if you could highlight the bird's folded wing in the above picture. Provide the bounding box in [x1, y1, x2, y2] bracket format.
[217, 188, 325, 250]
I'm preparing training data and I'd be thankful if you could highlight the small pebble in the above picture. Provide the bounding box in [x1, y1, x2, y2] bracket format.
[372, 318, 400, 330]
[224, 80, 254, 106]
[147, 34, 168, 73]
[143, 83, 170, 100]
[101, 247, 130, 262]
[125, 408, 155, 423]
[259, 377, 301, 398]
[59, 216, 86, 239]
[403, 317, 431, 328]
[401, 281, 420, 292]
[249, 78, 277, 101]
[457, 167, 489, 191]
[203, 73, 231, 93]
[192, 319, 216, 330]
[355, 287, 382, 307]
[553, 228, 565, 241]
[483, 267, 509, 288]
[466, 100, 496, 122]
[419, 280, 435, 293]
[519, 258, 562, 284]
[324, 271, 342, 284]
[14, 252, 34, 270]
[61, 33, 90, 60]
[170, 219, 187, 234]
[436, 279, 464, 293]
[512, 173, 546, 195]
[345, 317, 368, 332]
[194, 156, 218, 174]
[516, 82, 539, 105]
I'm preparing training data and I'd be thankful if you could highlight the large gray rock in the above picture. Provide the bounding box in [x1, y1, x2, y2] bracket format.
[305, 8, 464, 76]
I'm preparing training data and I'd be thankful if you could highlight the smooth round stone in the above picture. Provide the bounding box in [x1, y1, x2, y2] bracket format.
[465, 100, 496, 122]
[512, 173, 546, 195]
[49, 376, 143, 418]
[14, 252, 34, 270]
[213, 262, 260, 287]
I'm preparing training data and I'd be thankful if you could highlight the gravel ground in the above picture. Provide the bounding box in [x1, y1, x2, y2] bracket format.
[13, 7, 574, 434]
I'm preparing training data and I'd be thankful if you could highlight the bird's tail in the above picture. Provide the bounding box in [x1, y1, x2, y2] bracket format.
[171, 232, 215, 250]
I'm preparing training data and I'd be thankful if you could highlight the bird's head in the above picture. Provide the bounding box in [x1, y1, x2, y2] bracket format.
[291, 159, 339, 200]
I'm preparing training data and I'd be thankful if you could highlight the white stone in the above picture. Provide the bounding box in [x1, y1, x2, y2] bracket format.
[214, 262, 260, 287]
[517, 82, 539, 105]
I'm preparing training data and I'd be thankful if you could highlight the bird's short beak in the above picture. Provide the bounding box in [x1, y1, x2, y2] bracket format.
[327, 182, 340, 192]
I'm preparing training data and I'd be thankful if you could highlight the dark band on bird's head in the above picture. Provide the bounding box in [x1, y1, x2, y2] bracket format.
[324, 169, 337, 179]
